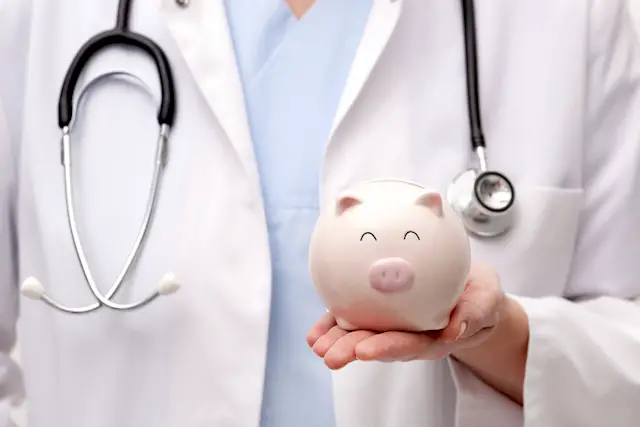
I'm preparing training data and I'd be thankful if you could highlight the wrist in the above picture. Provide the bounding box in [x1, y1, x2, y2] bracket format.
[450, 295, 529, 404]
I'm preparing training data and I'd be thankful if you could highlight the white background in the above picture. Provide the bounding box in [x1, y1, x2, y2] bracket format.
[7, 1, 640, 425]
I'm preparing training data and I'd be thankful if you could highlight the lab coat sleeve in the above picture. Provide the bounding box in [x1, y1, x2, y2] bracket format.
[450, 1, 640, 426]
[0, 102, 23, 427]
[0, 1, 30, 425]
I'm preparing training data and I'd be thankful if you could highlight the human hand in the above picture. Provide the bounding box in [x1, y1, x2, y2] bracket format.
[306, 261, 507, 369]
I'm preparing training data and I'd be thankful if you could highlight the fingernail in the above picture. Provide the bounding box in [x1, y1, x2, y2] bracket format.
[456, 321, 468, 340]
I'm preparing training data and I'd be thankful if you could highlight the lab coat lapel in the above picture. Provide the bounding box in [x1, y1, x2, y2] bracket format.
[160, 0, 259, 185]
[329, 0, 403, 138]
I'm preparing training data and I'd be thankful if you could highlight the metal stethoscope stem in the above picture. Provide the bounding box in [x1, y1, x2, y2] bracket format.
[60, 124, 167, 311]
[21, 125, 180, 313]
[475, 146, 488, 172]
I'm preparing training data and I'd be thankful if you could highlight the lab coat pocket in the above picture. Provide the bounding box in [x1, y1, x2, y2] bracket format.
[469, 186, 584, 297]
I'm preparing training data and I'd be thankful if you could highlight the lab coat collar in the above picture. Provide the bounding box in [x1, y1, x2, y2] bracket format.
[330, 0, 404, 138]
[160, 0, 403, 186]
[160, 0, 260, 187]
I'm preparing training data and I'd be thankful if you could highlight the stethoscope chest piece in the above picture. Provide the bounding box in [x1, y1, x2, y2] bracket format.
[446, 168, 516, 238]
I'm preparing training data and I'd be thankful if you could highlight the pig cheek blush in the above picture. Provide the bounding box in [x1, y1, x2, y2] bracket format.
[309, 178, 471, 332]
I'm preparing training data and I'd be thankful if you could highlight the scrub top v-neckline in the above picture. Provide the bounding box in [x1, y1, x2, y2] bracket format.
[224, 1, 373, 426]
[227, 1, 309, 91]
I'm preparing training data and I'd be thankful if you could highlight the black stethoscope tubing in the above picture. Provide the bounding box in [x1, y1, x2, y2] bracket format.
[57, 0, 484, 155]
[57, 0, 176, 129]
[461, 0, 486, 153]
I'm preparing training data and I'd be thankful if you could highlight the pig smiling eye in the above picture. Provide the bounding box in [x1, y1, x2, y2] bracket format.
[404, 231, 420, 240]
[360, 232, 377, 241]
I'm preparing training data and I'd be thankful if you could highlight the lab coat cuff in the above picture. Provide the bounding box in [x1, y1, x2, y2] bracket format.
[506, 294, 589, 426]
[447, 357, 523, 427]
[447, 293, 555, 427]
[504, 294, 591, 426]
[507, 294, 553, 424]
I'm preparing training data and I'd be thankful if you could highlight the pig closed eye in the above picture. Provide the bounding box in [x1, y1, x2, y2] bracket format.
[404, 231, 420, 240]
[360, 232, 377, 241]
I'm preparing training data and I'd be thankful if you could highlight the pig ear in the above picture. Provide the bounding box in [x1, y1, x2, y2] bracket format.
[335, 194, 363, 216]
[415, 191, 444, 217]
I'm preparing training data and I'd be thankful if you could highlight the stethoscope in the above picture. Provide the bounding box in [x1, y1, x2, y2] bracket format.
[20, 0, 181, 313]
[19, 0, 515, 314]
[446, 0, 516, 238]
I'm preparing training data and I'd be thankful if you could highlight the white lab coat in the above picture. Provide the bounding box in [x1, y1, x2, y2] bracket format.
[1, 0, 639, 426]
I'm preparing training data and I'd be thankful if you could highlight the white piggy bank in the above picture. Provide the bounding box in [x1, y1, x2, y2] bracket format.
[309, 179, 471, 332]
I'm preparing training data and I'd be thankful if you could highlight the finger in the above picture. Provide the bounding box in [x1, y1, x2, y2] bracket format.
[440, 287, 503, 343]
[354, 331, 442, 361]
[438, 317, 467, 343]
[306, 312, 338, 347]
[323, 330, 376, 370]
[440, 298, 490, 342]
[454, 325, 495, 349]
[312, 325, 349, 357]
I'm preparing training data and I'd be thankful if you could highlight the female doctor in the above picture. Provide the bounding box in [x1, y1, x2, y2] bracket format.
[0, 0, 639, 426]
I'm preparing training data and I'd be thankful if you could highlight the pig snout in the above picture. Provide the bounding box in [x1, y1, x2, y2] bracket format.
[369, 258, 415, 294]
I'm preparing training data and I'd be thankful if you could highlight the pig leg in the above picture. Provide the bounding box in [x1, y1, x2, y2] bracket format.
[336, 317, 359, 331]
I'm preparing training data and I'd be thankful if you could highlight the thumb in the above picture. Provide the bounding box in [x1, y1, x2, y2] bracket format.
[449, 300, 486, 339]
[439, 295, 495, 343]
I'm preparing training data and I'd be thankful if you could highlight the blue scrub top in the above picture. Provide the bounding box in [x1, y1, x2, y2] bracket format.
[224, 1, 372, 426]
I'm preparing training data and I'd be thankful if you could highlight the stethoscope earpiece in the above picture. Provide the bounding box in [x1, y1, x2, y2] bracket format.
[20, 277, 46, 301]
[158, 272, 182, 296]
[20, 271, 181, 313]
